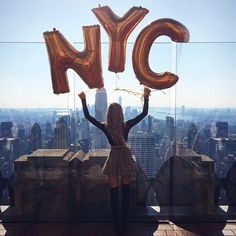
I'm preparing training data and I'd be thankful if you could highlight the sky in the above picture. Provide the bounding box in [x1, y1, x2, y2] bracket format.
[0, 0, 236, 110]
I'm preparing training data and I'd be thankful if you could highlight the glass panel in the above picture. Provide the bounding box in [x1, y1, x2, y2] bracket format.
[0, 41, 235, 225]
[171, 42, 236, 221]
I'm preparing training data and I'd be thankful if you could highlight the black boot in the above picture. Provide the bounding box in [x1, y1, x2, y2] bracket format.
[110, 187, 120, 233]
[121, 184, 130, 232]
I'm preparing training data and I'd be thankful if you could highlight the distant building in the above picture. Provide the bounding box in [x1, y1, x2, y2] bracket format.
[0, 137, 19, 178]
[53, 117, 71, 149]
[79, 118, 90, 152]
[17, 124, 30, 155]
[124, 106, 132, 120]
[124, 107, 138, 120]
[44, 122, 53, 148]
[199, 125, 211, 156]
[128, 132, 156, 178]
[209, 137, 235, 179]
[0, 121, 19, 179]
[17, 124, 25, 140]
[181, 105, 185, 119]
[94, 88, 108, 148]
[0, 138, 18, 205]
[0, 122, 13, 138]
[141, 119, 147, 132]
[147, 115, 153, 133]
[70, 115, 76, 144]
[216, 122, 228, 138]
[166, 116, 174, 141]
[188, 123, 199, 152]
[30, 123, 42, 152]
[95, 88, 107, 123]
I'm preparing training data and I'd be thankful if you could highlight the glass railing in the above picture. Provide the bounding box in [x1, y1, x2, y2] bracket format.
[0, 41, 236, 223]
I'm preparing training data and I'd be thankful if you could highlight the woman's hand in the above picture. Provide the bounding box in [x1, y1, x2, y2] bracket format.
[78, 91, 86, 99]
[143, 87, 151, 97]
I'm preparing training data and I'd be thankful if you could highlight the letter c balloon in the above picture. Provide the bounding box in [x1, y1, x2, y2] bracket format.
[132, 18, 189, 90]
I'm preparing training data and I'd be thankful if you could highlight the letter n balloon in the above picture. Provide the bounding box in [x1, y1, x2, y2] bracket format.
[43, 26, 103, 94]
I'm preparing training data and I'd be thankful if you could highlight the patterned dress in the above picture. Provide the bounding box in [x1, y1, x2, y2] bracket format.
[81, 96, 149, 176]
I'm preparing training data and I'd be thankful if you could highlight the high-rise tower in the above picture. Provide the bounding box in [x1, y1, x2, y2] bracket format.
[30, 123, 42, 152]
[0, 122, 13, 138]
[94, 88, 108, 148]
[166, 116, 174, 141]
[95, 88, 107, 122]
[216, 122, 228, 138]
[53, 117, 71, 149]
[188, 123, 199, 152]
[128, 132, 156, 178]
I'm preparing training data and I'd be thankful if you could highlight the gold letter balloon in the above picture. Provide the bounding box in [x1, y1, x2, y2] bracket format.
[92, 5, 148, 73]
[132, 18, 189, 90]
[43, 25, 103, 94]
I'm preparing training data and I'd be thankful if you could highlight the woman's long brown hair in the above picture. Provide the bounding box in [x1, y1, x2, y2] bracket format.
[105, 103, 126, 145]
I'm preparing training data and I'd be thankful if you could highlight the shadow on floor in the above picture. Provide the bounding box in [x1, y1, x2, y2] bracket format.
[1, 222, 159, 236]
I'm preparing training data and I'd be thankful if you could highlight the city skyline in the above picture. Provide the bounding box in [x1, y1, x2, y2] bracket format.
[1, 85, 236, 210]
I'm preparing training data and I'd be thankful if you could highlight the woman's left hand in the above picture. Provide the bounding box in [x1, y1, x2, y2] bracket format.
[144, 87, 151, 97]
[78, 91, 86, 99]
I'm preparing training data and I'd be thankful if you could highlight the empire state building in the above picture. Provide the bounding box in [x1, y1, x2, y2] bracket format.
[94, 88, 108, 148]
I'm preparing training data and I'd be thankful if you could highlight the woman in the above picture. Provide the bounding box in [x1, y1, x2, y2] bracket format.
[78, 87, 150, 233]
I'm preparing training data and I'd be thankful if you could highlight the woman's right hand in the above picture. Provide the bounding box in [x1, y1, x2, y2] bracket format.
[78, 91, 86, 99]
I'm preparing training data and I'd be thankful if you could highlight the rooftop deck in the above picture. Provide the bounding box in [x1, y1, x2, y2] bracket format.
[1, 221, 236, 235]
[1, 206, 236, 236]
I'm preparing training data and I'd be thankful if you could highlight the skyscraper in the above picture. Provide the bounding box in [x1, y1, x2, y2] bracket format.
[95, 88, 107, 122]
[70, 115, 76, 144]
[80, 118, 90, 140]
[54, 117, 71, 149]
[128, 132, 156, 178]
[209, 137, 229, 178]
[216, 122, 228, 138]
[45, 122, 53, 148]
[79, 118, 90, 152]
[147, 115, 153, 133]
[30, 123, 42, 152]
[0, 122, 13, 138]
[166, 116, 174, 141]
[94, 88, 108, 148]
[119, 96, 122, 107]
[0, 137, 19, 205]
[141, 119, 147, 132]
[17, 124, 25, 140]
[188, 123, 199, 152]
[17, 124, 30, 155]
[0, 137, 19, 178]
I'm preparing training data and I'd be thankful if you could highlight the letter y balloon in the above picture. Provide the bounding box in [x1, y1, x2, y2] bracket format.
[92, 5, 148, 73]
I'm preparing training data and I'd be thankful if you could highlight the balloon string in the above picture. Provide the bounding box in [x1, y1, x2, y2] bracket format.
[115, 73, 119, 89]
[82, 87, 166, 98]
[114, 74, 166, 96]
[115, 87, 166, 95]
[115, 87, 167, 105]
[115, 87, 143, 96]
